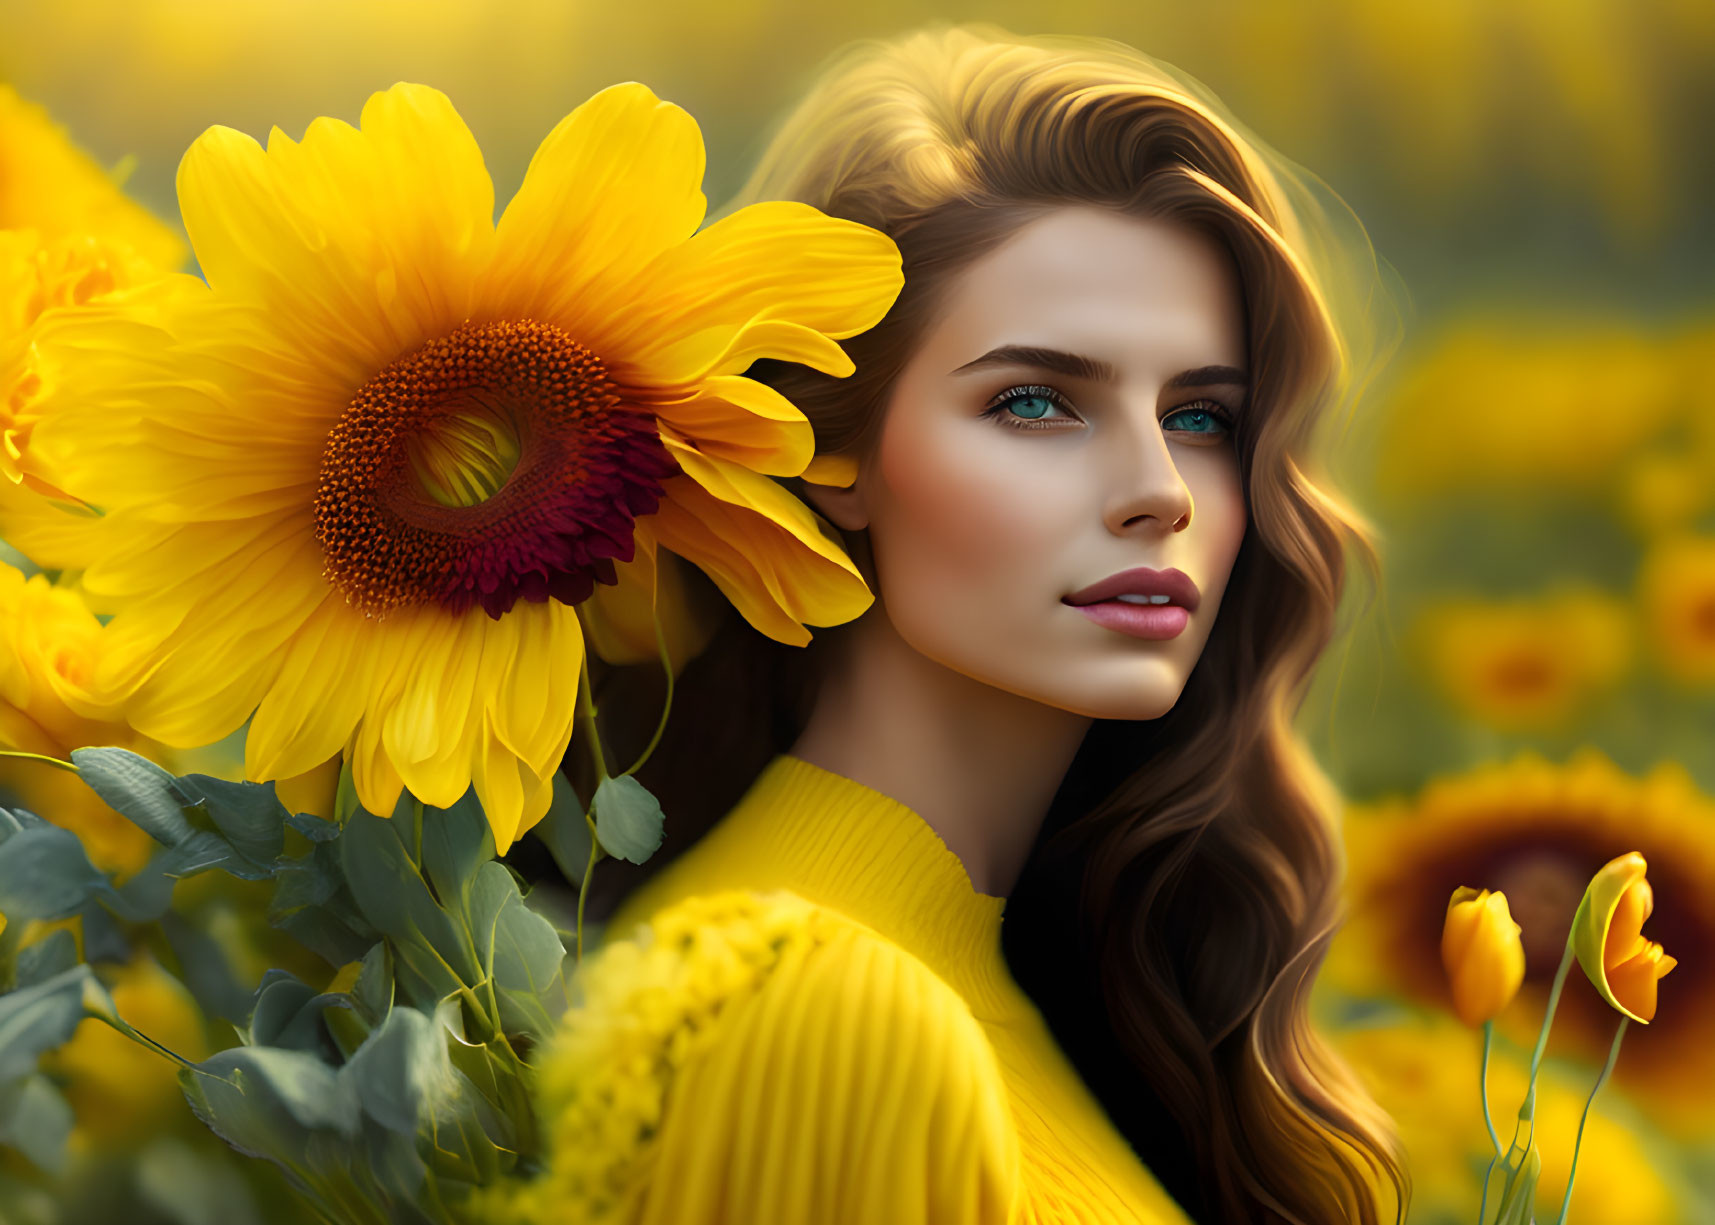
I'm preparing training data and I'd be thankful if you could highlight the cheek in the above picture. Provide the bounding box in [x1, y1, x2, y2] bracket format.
[1191, 457, 1248, 590]
[869, 419, 1069, 618]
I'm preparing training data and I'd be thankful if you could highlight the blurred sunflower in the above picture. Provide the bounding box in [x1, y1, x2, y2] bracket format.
[1614, 323, 1715, 538]
[1407, 585, 1632, 733]
[0, 84, 184, 267]
[0, 560, 156, 876]
[21, 82, 900, 852]
[1372, 322, 1684, 506]
[1327, 748, 1715, 1139]
[0, 88, 185, 560]
[1635, 533, 1715, 688]
[1327, 1009, 1688, 1225]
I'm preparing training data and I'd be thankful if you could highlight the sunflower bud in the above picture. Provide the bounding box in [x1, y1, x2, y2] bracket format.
[1440, 886, 1525, 1026]
[1571, 851, 1677, 1023]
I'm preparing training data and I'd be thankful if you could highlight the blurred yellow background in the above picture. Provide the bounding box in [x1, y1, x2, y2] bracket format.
[2, 1, 1712, 1222]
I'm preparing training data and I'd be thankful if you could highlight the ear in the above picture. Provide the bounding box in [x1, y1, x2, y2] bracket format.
[797, 452, 869, 531]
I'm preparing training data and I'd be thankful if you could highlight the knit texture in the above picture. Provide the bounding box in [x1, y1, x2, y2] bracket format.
[522, 753, 1197, 1224]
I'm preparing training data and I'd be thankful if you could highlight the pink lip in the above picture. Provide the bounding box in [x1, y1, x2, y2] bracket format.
[1063, 566, 1201, 611]
[1070, 601, 1190, 640]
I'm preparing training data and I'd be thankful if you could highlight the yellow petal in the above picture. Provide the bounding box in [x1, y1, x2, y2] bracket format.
[1572, 851, 1672, 1024]
[274, 753, 343, 821]
[350, 702, 406, 819]
[649, 434, 872, 645]
[651, 374, 815, 476]
[800, 452, 859, 488]
[1606, 942, 1677, 1023]
[487, 598, 584, 771]
[177, 83, 492, 384]
[602, 199, 902, 388]
[485, 82, 706, 327]
[244, 595, 376, 782]
[636, 317, 857, 386]
[1441, 886, 1525, 1026]
[381, 608, 488, 808]
[576, 524, 718, 675]
[1604, 877, 1653, 966]
[90, 521, 328, 746]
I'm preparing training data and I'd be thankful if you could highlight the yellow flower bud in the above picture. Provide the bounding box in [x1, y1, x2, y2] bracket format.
[1440, 886, 1525, 1026]
[1571, 851, 1677, 1023]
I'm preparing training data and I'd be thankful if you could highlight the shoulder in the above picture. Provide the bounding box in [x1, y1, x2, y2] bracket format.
[525, 888, 1021, 1224]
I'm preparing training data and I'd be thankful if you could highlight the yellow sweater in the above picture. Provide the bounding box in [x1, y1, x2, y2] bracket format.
[536, 752, 1197, 1225]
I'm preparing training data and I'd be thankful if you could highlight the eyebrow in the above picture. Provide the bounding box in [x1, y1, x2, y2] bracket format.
[949, 344, 1248, 390]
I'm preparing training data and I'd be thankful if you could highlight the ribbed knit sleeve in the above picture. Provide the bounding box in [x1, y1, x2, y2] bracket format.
[520, 888, 1023, 1225]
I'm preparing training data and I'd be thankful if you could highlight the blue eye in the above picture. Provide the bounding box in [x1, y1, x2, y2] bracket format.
[1163, 401, 1237, 436]
[979, 385, 1078, 429]
[978, 387, 1238, 437]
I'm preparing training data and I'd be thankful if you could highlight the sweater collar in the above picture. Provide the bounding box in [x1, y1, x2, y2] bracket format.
[610, 752, 1022, 1018]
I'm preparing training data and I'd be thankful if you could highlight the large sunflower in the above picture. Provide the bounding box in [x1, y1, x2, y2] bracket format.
[1326, 748, 1715, 1139]
[23, 82, 901, 851]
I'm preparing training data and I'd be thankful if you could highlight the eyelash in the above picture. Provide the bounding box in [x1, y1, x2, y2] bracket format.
[978, 384, 1238, 436]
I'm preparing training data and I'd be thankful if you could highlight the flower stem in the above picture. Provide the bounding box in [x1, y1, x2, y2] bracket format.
[575, 809, 599, 966]
[1481, 1018, 1502, 1156]
[1527, 933, 1578, 1091]
[0, 749, 78, 773]
[1551, 1017, 1627, 1225]
[1481, 933, 1576, 1225]
[622, 582, 675, 778]
[573, 654, 610, 965]
[575, 652, 611, 783]
[1476, 1017, 1505, 1225]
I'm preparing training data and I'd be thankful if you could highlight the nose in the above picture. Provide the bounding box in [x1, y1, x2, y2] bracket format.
[1102, 412, 1194, 536]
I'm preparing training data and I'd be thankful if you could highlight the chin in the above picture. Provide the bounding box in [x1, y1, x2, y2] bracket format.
[983, 663, 1191, 722]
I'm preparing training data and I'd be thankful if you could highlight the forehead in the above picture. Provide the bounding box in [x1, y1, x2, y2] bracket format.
[923, 205, 1247, 368]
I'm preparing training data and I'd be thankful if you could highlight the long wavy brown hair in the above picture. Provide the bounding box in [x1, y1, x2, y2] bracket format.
[568, 23, 1410, 1225]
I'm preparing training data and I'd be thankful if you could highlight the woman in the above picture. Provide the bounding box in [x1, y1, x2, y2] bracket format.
[535, 23, 1409, 1225]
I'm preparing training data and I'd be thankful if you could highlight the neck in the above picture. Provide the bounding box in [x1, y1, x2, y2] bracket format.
[790, 607, 1092, 899]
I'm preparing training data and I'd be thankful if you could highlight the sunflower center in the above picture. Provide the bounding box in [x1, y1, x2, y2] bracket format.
[1491, 852, 1588, 974]
[1489, 652, 1555, 699]
[404, 398, 523, 509]
[314, 319, 680, 620]
[1693, 596, 1715, 640]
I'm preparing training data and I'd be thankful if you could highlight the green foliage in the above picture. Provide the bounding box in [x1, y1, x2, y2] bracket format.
[0, 746, 605, 1223]
[591, 773, 665, 864]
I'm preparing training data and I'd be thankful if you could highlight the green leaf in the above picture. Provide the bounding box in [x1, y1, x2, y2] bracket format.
[338, 811, 477, 1004]
[467, 861, 567, 1041]
[285, 812, 340, 843]
[245, 969, 349, 1058]
[592, 773, 666, 865]
[69, 749, 274, 883]
[175, 774, 287, 872]
[0, 1074, 73, 1175]
[162, 911, 253, 1025]
[340, 1005, 453, 1135]
[0, 965, 99, 1084]
[352, 941, 394, 1022]
[14, 930, 77, 988]
[0, 823, 109, 922]
[418, 788, 495, 909]
[332, 754, 362, 827]
[68, 747, 193, 843]
[181, 1046, 361, 1153]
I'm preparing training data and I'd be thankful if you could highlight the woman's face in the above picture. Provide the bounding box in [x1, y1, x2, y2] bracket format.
[826, 205, 1250, 721]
